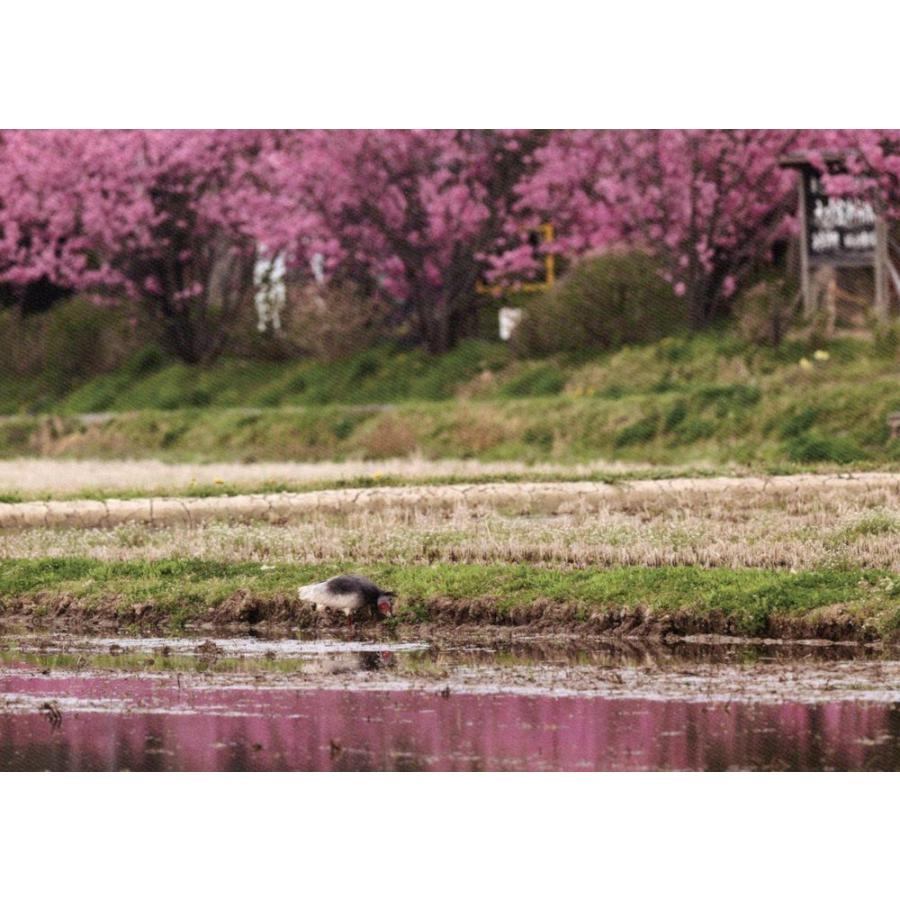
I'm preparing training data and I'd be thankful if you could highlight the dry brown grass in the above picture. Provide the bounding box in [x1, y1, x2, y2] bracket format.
[357, 418, 419, 458]
[0, 457, 658, 497]
[2, 472, 897, 571]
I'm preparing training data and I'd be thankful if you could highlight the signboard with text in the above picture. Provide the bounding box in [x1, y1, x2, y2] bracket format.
[805, 171, 876, 266]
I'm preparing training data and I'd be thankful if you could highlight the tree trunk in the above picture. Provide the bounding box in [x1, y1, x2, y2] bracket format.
[687, 284, 709, 331]
[141, 240, 254, 365]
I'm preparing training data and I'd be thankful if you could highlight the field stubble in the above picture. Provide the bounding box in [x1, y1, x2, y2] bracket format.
[0, 457, 657, 498]
[1, 470, 898, 573]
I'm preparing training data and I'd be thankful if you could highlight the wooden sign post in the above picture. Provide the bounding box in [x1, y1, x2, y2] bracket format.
[780, 153, 889, 322]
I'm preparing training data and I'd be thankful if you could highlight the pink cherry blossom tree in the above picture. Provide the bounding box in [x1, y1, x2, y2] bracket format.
[509, 130, 900, 329]
[505, 129, 820, 329]
[0, 129, 298, 363]
[271, 129, 547, 353]
[5, 129, 899, 363]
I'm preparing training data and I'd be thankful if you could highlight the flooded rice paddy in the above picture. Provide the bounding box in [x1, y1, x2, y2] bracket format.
[2, 632, 899, 771]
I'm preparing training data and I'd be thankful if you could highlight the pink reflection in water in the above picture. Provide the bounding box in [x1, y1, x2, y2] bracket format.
[1, 671, 898, 770]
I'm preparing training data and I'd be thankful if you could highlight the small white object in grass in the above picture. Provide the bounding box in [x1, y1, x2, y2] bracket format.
[498, 307, 522, 341]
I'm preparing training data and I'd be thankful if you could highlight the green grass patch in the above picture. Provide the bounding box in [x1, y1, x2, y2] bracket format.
[0, 332, 898, 466]
[30, 339, 510, 414]
[786, 432, 869, 464]
[1, 557, 898, 638]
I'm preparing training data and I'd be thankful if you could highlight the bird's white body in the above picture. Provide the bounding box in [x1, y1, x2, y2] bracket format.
[299, 580, 366, 617]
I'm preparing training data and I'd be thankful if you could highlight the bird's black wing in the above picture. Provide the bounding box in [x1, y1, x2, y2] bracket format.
[326, 574, 382, 604]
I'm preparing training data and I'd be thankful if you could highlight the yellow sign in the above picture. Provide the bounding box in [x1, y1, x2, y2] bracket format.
[477, 223, 556, 297]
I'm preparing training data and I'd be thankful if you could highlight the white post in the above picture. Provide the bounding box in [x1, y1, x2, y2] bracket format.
[874, 216, 889, 322]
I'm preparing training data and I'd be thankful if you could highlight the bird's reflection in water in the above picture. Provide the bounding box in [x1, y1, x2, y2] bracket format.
[358, 650, 395, 671]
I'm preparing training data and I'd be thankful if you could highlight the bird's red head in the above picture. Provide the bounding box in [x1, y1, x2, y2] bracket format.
[377, 594, 395, 617]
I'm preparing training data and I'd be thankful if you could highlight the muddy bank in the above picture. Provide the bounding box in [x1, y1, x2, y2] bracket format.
[3, 631, 900, 706]
[0, 588, 887, 644]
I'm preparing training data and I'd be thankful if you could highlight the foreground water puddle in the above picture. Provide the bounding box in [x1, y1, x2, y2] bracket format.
[6, 634, 430, 659]
[2, 632, 900, 770]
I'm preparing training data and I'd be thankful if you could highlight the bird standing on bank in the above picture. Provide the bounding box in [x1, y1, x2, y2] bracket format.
[299, 574, 395, 624]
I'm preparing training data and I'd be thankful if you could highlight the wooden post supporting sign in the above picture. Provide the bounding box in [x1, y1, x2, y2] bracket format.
[780, 152, 887, 323]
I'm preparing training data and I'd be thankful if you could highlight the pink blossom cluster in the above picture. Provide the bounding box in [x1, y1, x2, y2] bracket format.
[2, 129, 898, 354]
[508, 129, 900, 326]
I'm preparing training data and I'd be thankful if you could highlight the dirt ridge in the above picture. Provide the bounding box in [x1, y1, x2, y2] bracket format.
[0, 589, 882, 644]
[1, 472, 898, 530]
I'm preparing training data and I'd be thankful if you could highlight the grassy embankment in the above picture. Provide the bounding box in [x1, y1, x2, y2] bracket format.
[1, 332, 898, 639]
[2, 473, 899, 638]
[1, 333, 899, 466]
[0, 557, 897, 639]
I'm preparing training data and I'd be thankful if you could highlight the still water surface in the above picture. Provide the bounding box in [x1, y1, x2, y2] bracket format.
[1, 635, 899, 771]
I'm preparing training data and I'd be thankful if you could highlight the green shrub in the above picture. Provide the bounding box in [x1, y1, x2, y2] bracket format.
[498, 363, 568, 398]
[511, 251, 686, 357]
[124, 345, 166, 377]
[663, 400, 688, 432]
[614, 412, 659, 448]
[329, 415, 357, 440]
[0, 307, 46, 379]
[0, 297, 139, 406]
[185, 387, 213, 407]
[654, 335, 694, 363]
[673, 418, 716, 443]
[695, 383, 762, 412]
[786, 432, 867, 464]
[778, 407, 819, 439]
[44, 296, 135, 382]
[523, 424, 554, 449]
